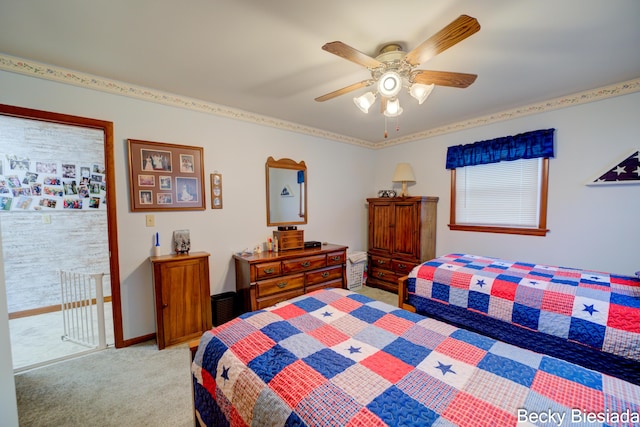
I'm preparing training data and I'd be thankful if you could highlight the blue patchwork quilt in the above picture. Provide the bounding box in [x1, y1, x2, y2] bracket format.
[407, 253, 640, 384]
[191, 288, 640, 426]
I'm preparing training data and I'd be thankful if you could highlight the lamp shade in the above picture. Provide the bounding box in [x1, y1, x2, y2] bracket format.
[392, 163, 416, 183]
[353, 91, 376, 113]
[409, 83, 435, 105]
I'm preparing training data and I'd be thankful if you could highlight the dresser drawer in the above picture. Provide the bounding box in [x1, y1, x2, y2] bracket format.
[256, 288, 305, 310]
[370, 265, 400, 284]
[306, 278, 343, 293]
[254, 261, 282, 280]
[256, 273, 304, 298]
[392, 259, 417, 275]
[282, 254, 326, 273]
[370, 255, 392, 270]
[306, 265, 343, 286]
[327, 250, 345, 266]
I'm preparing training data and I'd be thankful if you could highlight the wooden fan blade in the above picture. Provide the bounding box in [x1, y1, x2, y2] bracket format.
[314, 80, 374, 102]
[404, 15, 480, 66]
[412, 70, 477, 88]
[322, 41, 385, 69]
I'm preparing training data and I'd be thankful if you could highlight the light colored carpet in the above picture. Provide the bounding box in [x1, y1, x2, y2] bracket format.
[15, 341, 193, 427]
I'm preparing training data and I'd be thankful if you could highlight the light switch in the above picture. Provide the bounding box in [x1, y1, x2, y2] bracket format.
[145, 214, 155, 227]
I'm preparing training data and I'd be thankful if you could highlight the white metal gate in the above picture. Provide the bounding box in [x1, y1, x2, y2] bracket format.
[59, 270, 107, 349]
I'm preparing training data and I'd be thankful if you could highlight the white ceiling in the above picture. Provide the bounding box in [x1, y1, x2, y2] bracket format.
[1, 0, 639, 146]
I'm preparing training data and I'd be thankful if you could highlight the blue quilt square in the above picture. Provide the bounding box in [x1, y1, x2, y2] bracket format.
[496, 274, 524, 283]
[292, 296, 326, 313]
[407, 277, 416, 293]
[611, 292, 640, 308]
[512, 303, 540, 330]
[201, 336, 228, 375]
[348, 292, 375, 305]
[448, 287, 469, 308]
[478, 352, 536, 387]
[468, 291, 489, 313]
[383, 337, 431, 366]
[248, 344, 298, 384]
[303, 348, 354, 378]
[349, 305, 386, 323]
[568, 317, 605, 349]
[450, 328, 495, 351]
[261, 320, 301, 342]
[390, 308, 425, 323]
[539, 356, 603, 390]
[432, 282, 450, 302]
[550, 278, 579, 286]
[368, 386, 439, 426]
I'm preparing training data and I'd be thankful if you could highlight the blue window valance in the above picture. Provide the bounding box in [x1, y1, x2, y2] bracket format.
[445, 128, 555, 169]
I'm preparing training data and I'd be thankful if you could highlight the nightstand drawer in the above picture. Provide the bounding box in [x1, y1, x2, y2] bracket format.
[282, 254, 326, 273]
[256, 274, 304, 298]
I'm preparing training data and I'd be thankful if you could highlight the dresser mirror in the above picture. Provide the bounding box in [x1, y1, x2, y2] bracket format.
[266, 157, 307, 226]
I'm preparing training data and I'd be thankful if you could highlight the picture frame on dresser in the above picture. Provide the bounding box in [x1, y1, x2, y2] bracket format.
[127, 139, 205, 211]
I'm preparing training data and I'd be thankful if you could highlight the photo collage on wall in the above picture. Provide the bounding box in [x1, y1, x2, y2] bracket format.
[0, 154, 106, 211]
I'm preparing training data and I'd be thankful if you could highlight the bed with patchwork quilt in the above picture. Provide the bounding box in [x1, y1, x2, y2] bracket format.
[191, 287, 640, 426]
[399, 253, 640, 386]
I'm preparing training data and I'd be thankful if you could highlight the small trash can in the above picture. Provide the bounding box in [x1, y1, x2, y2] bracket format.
[211, 292, 238, 326]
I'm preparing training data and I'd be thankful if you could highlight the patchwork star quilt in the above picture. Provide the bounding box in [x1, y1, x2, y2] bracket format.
[191, 288, 640, 426]
[407, 253, 640, 384]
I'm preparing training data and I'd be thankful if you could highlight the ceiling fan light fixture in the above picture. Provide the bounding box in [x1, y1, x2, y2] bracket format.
[384, 98, 403, 117]
[353, 91, 376, 113]
[378, 71, 402, 98]
[409, 83, 435, 104]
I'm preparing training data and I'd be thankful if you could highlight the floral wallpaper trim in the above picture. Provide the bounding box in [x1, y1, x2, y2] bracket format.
[1, 54, 638, 150]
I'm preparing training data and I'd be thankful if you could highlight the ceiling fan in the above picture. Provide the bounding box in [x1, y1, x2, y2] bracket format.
[315, 15, 480, 132]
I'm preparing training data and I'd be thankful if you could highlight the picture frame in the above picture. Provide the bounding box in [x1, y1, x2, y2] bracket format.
[127, 139, 205, 211]
[210, 172, 223, 209]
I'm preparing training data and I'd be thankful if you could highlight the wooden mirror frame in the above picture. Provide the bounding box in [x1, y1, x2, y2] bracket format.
[266, 157, 307, 226]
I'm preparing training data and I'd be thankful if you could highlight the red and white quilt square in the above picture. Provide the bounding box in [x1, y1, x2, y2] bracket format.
[230, 331, 276, 364]
[270, 360, 327, 408]
[307, 324, 350, 347]
[435, 337, 487, 366]
[373, 313, 414, 336]
[270, 302, 308, 320]
[332, 363, 392, 406]
[360, 350, 414, 383]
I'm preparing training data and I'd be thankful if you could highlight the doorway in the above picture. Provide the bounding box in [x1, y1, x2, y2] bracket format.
[0, 104, 122, 370]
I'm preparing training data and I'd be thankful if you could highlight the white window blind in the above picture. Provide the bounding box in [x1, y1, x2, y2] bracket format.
[455, 158, 542, 227]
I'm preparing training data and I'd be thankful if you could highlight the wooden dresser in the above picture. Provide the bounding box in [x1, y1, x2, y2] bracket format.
[234, 244, 347, 313]
[367, 197, 438, 293]
[150, 252, 212, 350]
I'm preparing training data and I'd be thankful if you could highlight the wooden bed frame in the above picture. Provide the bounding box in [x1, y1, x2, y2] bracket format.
[397, 275, 415, 312]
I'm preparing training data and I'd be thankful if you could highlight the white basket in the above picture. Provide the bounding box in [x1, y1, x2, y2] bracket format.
[347, 253, 367, 290]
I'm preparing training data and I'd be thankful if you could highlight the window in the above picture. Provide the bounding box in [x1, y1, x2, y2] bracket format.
[449, 158, 549, 236]
[446, 128, 554, 236]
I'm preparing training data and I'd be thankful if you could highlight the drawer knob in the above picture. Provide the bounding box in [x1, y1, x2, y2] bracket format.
[377, 259, 385, 265]
[398, 264, 407, 270]
[322, 272, 330, 278]
[263, 267, 275, 274]
[377, 272, 385, 278]
[331, 256, 341, 261]
[277, 282, 287, 289]
[300, 261, 311, 267]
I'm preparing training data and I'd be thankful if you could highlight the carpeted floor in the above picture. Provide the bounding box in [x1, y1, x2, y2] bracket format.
[14, 286, 396, 427]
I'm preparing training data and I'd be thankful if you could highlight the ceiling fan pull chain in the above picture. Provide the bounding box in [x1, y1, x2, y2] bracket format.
[384, 116, 388, 138]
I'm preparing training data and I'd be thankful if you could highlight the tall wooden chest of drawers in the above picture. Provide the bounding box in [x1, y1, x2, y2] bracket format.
[234, 244, 347, 313]
[367, 197, 438, 293]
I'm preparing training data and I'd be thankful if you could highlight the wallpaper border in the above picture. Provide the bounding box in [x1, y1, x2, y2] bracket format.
[1, 53, 639, 150]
